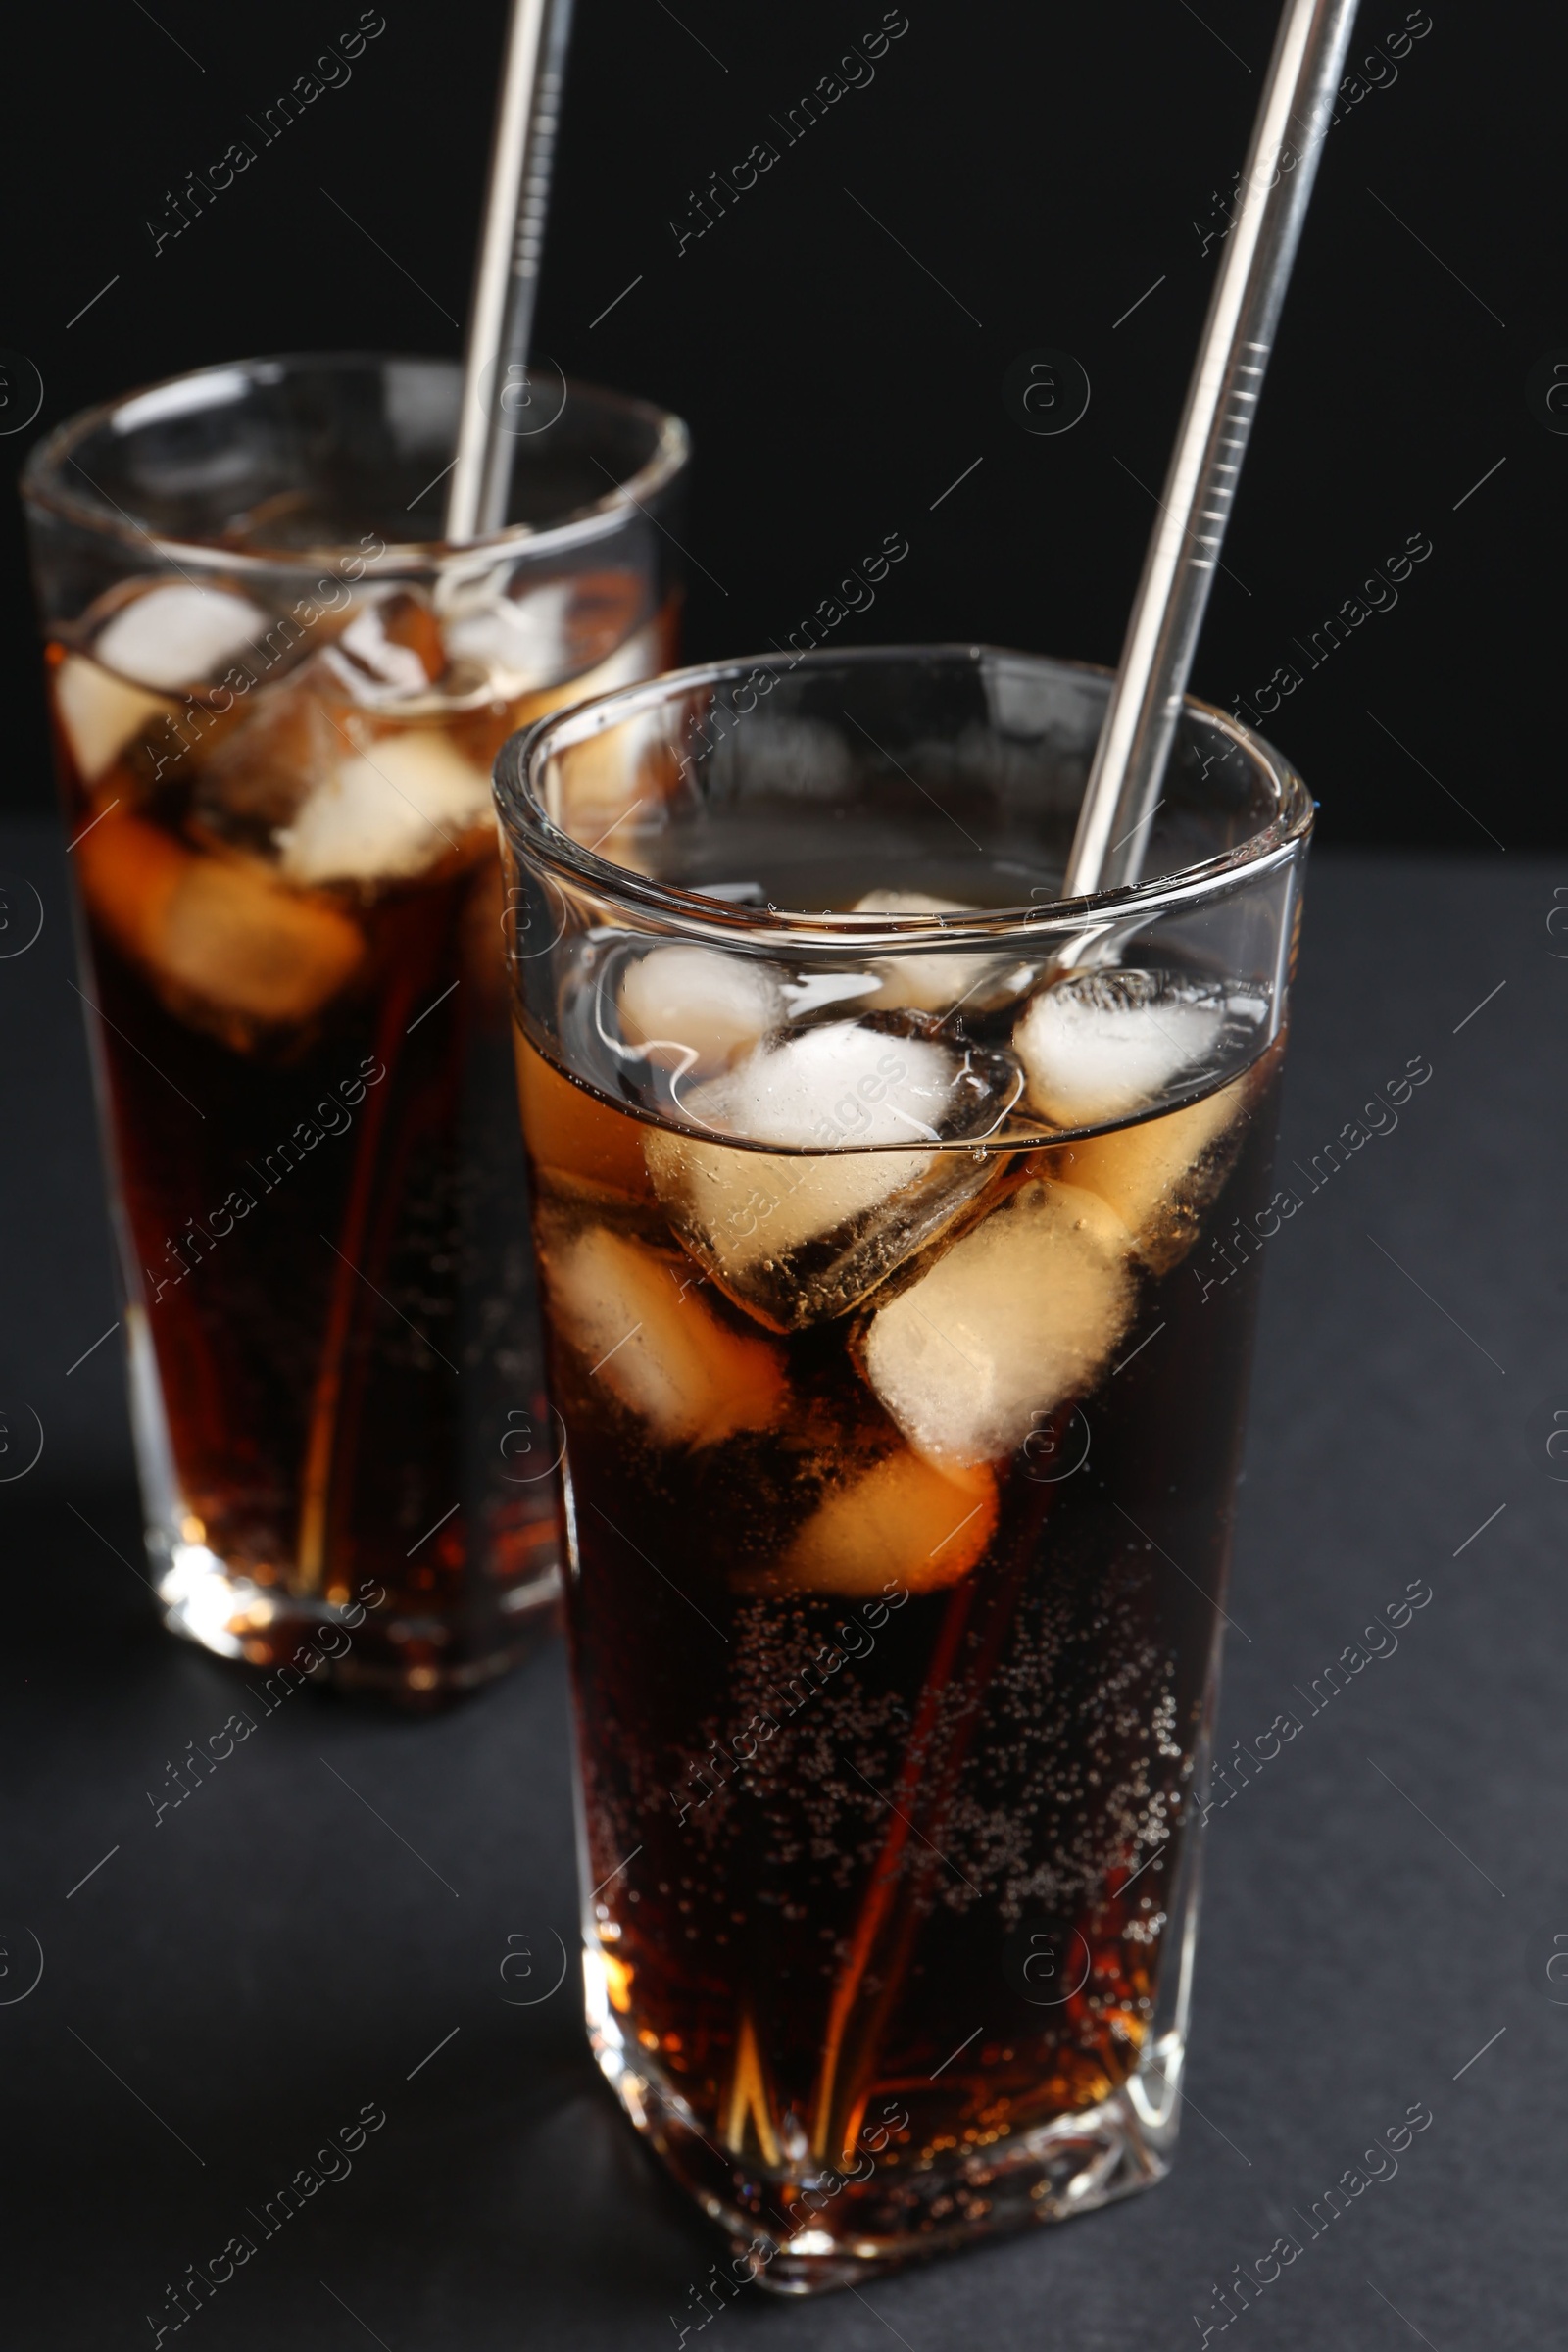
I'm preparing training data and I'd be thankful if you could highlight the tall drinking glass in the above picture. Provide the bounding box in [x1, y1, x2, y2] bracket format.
[494, 646, 1310, 2283]
[23, 355, 688, 1698]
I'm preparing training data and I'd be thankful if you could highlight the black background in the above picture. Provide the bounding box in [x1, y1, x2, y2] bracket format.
[4, 10, 1568, 2338]
[2, 0, 1564, 848]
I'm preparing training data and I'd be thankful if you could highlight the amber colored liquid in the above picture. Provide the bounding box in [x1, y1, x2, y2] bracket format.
[51, 598, 674, 1691]
[517, 1032, 1277, 2225]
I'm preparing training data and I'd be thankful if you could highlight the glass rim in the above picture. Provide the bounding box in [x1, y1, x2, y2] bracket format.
[493, 643, 1314, 944]
[20, 350, 691, 577]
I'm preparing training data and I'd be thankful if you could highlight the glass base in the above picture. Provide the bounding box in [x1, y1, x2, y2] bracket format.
[155, 1542, 561, 1705]
[586, 1956, 1182, 2293]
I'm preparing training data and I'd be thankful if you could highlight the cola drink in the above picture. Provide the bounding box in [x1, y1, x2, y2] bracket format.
[26, 357, 689, 1696]
[49, 571, 673, 1693]
[521, 1029, 1277, 2259]
[495, 645, 1311, 2278]
[522, 944, 1288, 2240]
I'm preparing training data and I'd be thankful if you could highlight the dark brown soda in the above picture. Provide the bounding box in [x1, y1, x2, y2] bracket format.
[518, 1031, 1278, 2249]
[50, 643, 568, 1692]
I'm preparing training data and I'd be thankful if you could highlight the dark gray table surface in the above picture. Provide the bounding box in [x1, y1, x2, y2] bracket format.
[2, 817, 1563, 2349]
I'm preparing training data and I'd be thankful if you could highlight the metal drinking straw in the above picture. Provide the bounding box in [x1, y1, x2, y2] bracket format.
[1061, 0, 1361, 900]
[445, 0, 575, 543]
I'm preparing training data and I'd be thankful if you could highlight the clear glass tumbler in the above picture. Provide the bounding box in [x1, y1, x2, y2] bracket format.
[493, 645, 1311, 2283]
[23, 354, 688, 1699]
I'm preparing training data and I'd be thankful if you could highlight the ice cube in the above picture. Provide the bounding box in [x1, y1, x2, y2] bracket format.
[92, 583, 270, 691]
[325, 590, 446, 704]
[442, 565, 649, 700]
[75, 808, 365, 1040]
[861, 1177, 1134, 1468]
[854, 889, 1004, 1015]
[618, 945, 788, 1075]
[643, 1023, 999, 1329]
[442, 580, 575, 694]
[53, 655, 173, 783]
[442, 612, 675, 839]
[855, 890, 970, 916]
[1059, 1074, 1250, 1274]
[778, 1449, 998, 1596]
[689, 1020, 959, 1152]
[539, 1221, 785, 1446]
[275, 730, 492, 886]
[1014, 969, 1227, 1126]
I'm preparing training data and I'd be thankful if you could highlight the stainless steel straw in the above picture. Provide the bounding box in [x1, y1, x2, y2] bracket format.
[1062, 0, 1361, 899]
[444, 0, 575, 543]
